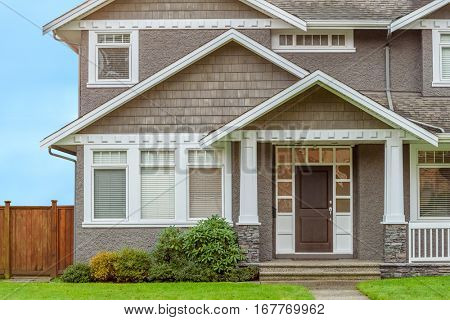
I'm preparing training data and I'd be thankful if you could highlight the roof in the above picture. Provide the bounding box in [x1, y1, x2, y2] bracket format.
[43, 0, 307, 34]
[366, 92, 450, 133]
[266, 0, 433, 21]
[40, 29, 308, 148]
[200, 71, 439, 147]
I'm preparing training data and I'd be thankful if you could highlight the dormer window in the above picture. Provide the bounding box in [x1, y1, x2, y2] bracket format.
[88, 31, 139, 88]
[272, 30, 355, 53]
[432, 30, 450, 87]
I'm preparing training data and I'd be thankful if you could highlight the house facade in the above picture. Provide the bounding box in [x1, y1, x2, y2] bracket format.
[43, 0, 450, 272]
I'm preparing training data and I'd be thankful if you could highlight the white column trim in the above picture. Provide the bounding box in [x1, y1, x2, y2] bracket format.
[238, 132, 260, 225]
[383, 133, 406, 224]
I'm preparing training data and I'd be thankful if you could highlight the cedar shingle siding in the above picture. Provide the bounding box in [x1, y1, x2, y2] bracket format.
[81, 42, 298, 134]
[85, 0, 268, 20]
[244, 87, 390, 130]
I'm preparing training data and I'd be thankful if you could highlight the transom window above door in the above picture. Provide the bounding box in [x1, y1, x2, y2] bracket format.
[272, 30, 355, 53]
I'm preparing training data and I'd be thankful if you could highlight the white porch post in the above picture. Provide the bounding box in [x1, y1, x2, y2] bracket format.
[238, 132, 260, 225]
[383, 134, 405, 224]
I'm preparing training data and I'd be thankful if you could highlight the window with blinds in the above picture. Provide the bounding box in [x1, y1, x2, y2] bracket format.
[93, 151, 127, 164]
[94, 169, 126, 219]
[419, 168, 450, 218]
[140, 151, 175, 220]
[97, 33, 131, 81]
[440, 34, 450, 81]
[189, 168, 223, 219]
[188, 149, 223, 219]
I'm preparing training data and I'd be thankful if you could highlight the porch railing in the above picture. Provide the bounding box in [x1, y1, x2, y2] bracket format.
[409, 223, 450, 263]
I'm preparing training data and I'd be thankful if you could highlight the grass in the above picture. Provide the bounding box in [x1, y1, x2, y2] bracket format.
[0, 281, 314, 300]
[358, 276, 450, 300]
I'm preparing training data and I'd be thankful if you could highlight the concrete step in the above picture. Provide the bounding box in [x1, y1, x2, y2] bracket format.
[258, 260, 381, 281]
[260, 273, 380, 281]
[260, 266, 380, 274]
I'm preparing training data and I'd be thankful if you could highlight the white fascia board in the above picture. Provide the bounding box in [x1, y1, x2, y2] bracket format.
[43, 0, 113, 34]
[43, 0, 306, 34]
[240, 0, 307, 30]
[306, 20, 390, 29]
[40, 29, 308, 149]
[200, 70, 439, 147]
[390, 0, 449, 32]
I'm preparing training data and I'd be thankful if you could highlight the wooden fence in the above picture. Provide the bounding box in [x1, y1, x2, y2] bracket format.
[0, 201, 74, 278]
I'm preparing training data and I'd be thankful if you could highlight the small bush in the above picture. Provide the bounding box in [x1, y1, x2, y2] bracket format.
[90, 251, 118, 282]
[222, 266, 259, 282]
[183, 216, 244, 273]
[151, 227, 186, 264]
[114, 248, 152, 283]
[61, 263, 91, 283]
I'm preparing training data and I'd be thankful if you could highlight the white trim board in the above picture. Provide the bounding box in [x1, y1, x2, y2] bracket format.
[200, 70, 439, 147]
[58, 19, 292, 31]
[43, 0, 307, 34]
[390, 0, 450, 32]
[40, 29, 309, 149]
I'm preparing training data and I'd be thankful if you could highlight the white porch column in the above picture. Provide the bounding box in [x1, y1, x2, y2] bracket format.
[383, 134, 405, 224]
[238, 132, 260, 225]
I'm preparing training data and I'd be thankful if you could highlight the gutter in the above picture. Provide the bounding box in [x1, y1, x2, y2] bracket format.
[48, 147, 77, 260]
[385, 30, 395, 111]
[408, 118, 445, 133]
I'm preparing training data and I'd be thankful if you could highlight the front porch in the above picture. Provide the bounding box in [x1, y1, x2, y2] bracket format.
[229, 128, 450, 268]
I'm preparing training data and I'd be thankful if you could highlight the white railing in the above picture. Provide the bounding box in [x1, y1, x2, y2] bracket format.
[409, 223, 450, 263]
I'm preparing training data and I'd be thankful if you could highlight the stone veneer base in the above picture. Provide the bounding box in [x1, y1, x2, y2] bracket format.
[381, 263, 450, 278]
[383, 224, 407, 263]
[235, 225, 260, 263]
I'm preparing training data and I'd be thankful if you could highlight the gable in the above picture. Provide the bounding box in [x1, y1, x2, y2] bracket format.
[244, 86, 390, 130]
[80, 42, 298, 134]
[84, 0, 269, 20]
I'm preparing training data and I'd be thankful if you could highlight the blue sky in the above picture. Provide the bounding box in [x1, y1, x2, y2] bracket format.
[0, 1, 82, 205]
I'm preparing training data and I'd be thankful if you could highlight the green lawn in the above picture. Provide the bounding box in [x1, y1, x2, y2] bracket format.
[358, 276, 450, 300]
[0, 282, 313, 300]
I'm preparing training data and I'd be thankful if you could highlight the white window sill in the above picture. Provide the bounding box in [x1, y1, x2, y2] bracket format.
[82, 221, 199, 228]
[274, 48, 356, 53]
[432, 81, 450, 88]
[87, 82, 137, 89]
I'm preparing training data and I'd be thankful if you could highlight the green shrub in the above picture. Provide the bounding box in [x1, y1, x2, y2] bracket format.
[61, 263, 91, 283]
[148, 260, 219, 282]
[151, 227, 186, 264]
[222, 266, 259, 282]
[183, 216, 244, 273]
[114, 248, 152, 283]
[90, 251, 118, 282]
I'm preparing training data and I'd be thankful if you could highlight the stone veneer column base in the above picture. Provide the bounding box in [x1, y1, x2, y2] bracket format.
[383, 224, 407, 263]
[235, 225, 260, 263]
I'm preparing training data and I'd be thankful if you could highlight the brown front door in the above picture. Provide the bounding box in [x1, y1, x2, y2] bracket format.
[295, 166, 333, 252]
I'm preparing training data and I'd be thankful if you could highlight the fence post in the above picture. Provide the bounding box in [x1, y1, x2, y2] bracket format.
[51, 200, 59, 278]
[3, 201, 11, 279]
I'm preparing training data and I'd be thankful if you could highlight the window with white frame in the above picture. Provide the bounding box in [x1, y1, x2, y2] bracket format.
[432, 31, 450, 86]
[273, 30, 354, 52]
[417, 150, 450, 218]
[92, 151, 127, 220]
[188, 150, 224, 219]
[88, 31, 139, 87]
[140, 150, 175, 220]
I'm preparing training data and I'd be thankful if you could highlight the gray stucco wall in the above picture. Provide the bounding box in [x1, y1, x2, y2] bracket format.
[354, 144, 385, 261]
[74, 147, 163, 263]
[280, 30, 422, 93]
[257, 143, 274, 262]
